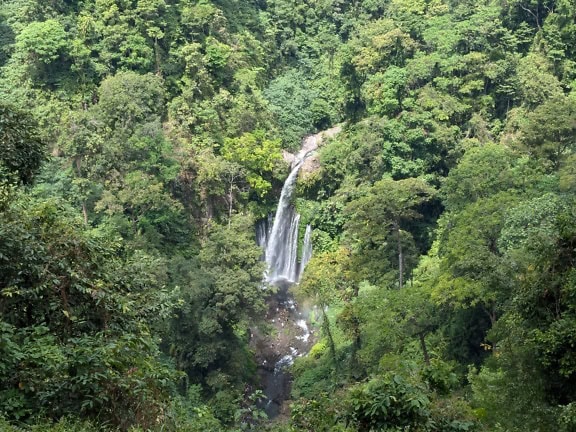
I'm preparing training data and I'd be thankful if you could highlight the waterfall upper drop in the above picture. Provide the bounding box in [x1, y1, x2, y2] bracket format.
[263, 157, 312, 284]
[258, 126, 341, 284]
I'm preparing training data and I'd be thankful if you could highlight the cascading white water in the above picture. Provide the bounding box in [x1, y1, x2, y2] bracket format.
[253, 128, 342, 418]
[264, 158, 312, 284]
[259, 127, 344, 283]
[256, 214, 272, 249]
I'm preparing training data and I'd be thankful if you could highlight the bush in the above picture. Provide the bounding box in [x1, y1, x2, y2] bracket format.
[343, 373, 431, 431]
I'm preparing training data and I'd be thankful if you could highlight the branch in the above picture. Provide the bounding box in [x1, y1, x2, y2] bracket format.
[518, 3, 541, 30]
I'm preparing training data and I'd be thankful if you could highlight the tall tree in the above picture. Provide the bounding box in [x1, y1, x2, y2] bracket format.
[345, 177, 435, 289]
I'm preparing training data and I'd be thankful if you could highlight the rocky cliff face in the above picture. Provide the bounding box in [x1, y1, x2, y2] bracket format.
[282, 125, 342, 175]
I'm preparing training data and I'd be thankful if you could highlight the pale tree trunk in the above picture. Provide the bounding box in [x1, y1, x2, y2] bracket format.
[395, 221, 404, 289]
[228, 182, 233, 228]
[482, 304, 497, 327]
[82, 201, 88, 225]
[321, 306, 337, 367]
[419, 332, 430, 366]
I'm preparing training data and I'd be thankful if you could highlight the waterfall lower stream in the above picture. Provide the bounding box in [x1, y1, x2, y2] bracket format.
[253, 279, 313, 418]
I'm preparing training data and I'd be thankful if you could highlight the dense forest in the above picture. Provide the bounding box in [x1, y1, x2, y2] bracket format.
[1, 0, 576, 430]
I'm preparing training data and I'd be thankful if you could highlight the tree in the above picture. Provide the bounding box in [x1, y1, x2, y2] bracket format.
[167, 215, 266, 385]
[345, 177, 435, 289]
[349, 18, 416, 75]
[15, 19, 66, 60]
[94, 169, 185, 244]
[264, 69, 321, 148]
[0, 196, 179, 427]
[0, 103, 44, 187]
[298, 247, 352, 366]
[96, 71, 165, 134]
[516, 53, 563, 107]
[520, 95, 576, 169]
[13, 19, 69, 84]
[432, 192, 519, 326]
[441, 143, 524, 211]
[343, 373, 431, 431]
[221, 130, 283, 198]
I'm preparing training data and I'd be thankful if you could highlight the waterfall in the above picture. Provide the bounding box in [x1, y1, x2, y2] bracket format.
[253, 128, 340, 419]
[256, 214, 272, 249]
[262, 157, 313, 284]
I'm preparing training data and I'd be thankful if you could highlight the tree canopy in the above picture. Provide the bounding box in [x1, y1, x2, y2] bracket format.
[1, 0, 576, 430]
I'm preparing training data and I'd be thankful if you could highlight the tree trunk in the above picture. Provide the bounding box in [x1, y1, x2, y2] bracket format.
[154, 38, 161, 75]
[321, 306, 337, 367]
[74, 157, 88, 225]
[395, 222, 403, 289]
[228, 177, 234, 228]
[82, 201, 88, 225]
[225, 171, 240, 228]
[419, 332, 430, 366]
[482, 304, 497, 327]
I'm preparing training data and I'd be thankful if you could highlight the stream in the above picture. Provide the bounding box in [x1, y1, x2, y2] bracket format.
[252, 279, 313, 418]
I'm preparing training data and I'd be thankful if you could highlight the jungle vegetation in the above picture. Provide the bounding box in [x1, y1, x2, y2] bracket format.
[1, 0, 576, 430]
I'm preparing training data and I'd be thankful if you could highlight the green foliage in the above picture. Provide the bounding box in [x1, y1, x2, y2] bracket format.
[0, 416, 99, 431]
[290, 393, 350, 432]
[221, 130, 283, 197]
[0, 195, 181, 429]
[0, 103, 44, 186]
[343, 373, 431, 431]
[264, 69, 317, 148]
[559, 403, 576, 432]
[265, 68, 343, 148]
[96, 71, 165, 132]
[291, 351, 335, 401]
[469, 351, 557, 432]
[421, 359, 459, 395]
[166, 215, 265, 387]
[15, 20, 68, 64]
[345, 177, 435, 288]
[441, 143, 524, 211]
[519, 95, 576, 168]
[2, 0, 576, 430]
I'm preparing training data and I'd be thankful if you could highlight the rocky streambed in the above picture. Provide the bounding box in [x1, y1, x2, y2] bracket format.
[251, 281, 314, 418]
